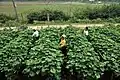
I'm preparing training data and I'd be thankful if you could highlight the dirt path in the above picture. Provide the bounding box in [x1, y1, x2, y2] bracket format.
[0, 24, 119, 30]
[26, 23, 120, 29]
[28, 24, 104, 29]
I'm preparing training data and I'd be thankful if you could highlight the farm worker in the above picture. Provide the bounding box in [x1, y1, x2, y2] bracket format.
[83, 26, 89, 36]
[60, 34, 67, 48]
[32, 29, 39, 41]
[59, 34, 67, 56]
[83, 26, 91, 41]
[59, 34, 68, 80]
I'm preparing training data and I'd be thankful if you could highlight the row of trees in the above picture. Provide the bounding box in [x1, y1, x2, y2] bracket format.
[26, 4, 120, 23]
[0, 4, 120, 24]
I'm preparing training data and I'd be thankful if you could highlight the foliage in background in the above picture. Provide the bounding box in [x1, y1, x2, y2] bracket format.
[88, 4, 120, 19]
[26, 4, 120, 24]
[73, 4, 120, 23]
[27, 10, 69, 23]
[0, 4, 120, 24]
[0, 14, 15, 23]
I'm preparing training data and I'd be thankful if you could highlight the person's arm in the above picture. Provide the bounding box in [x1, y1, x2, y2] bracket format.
[32, 32, 36, 37]
[60, 40, 66, 48]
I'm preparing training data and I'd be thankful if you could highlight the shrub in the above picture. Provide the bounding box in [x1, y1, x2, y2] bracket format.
[27, 12, 40, 24]
[0, 14, 15, 23]
[3, 20, 21, 27]
[68, 17, 79, 23]
[88, 4, 120, 19]
[51, 10, 69, 21]
[73, 8, 90, 19]
[106, 18, 116, 23]
[27, 10, 69, 23]
[114, 17, 120, 23]
[74, 4, 120, 20]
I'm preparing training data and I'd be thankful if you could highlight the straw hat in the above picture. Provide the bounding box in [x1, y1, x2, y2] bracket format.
[61, 34, 66, 38]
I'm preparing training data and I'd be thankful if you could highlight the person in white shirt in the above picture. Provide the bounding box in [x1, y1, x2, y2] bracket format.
[83, 26, 90, 41]
[32, 29, 39, 41]
[83, 27, 89, 36]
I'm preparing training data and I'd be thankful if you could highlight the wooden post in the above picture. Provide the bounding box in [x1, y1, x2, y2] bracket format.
[47, 13, 50, 22]
[21, 13, 24, 23]
[12, 0, 19, 21]
[70, 0, 73, 17]
[47, 13, 50, 27]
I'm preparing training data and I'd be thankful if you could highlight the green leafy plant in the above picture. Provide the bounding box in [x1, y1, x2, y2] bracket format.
[89, 27, 120, 73]
[0, 25, 120, 80]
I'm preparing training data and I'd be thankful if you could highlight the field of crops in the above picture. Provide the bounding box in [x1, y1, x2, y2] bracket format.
[0, 25, 120, 80]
